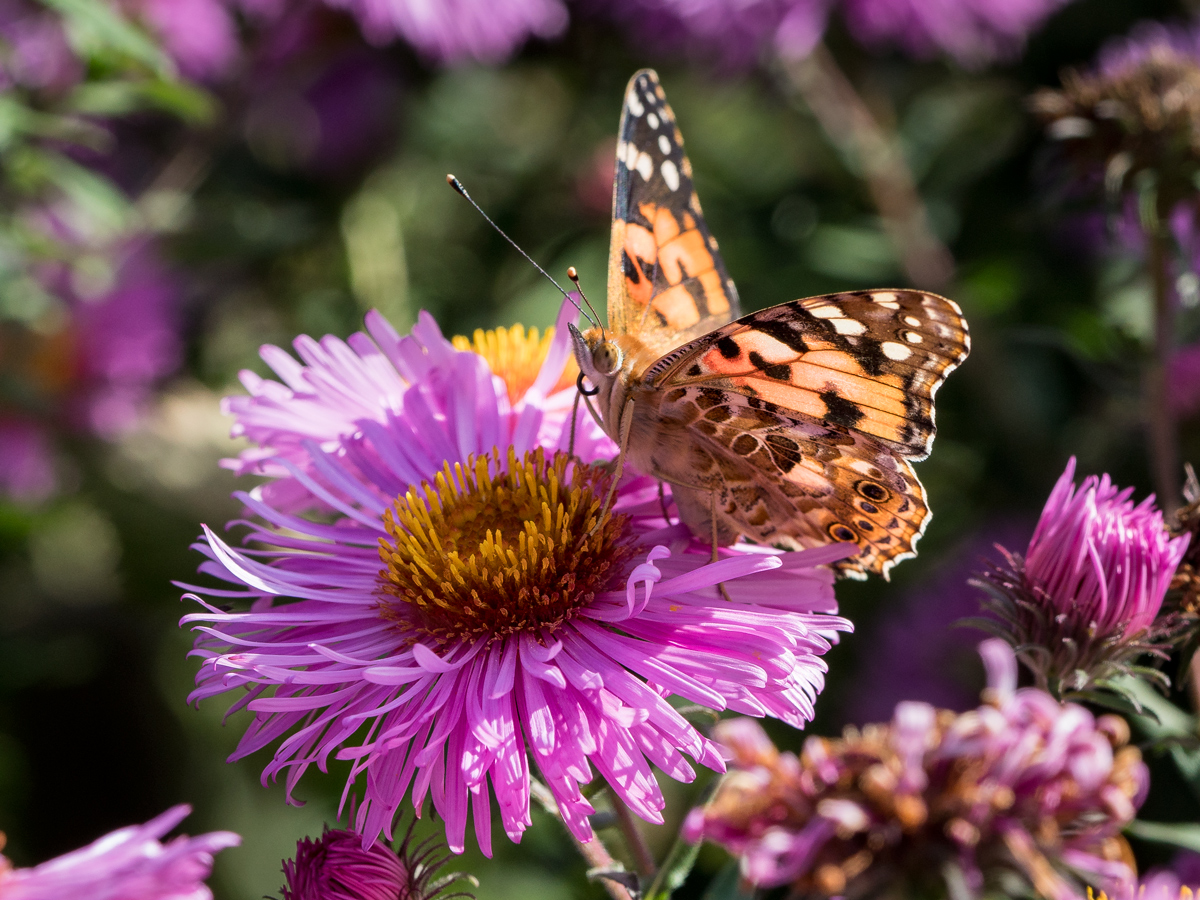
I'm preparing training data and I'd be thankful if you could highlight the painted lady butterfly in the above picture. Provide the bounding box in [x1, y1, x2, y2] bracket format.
[569, 69, 970, 579]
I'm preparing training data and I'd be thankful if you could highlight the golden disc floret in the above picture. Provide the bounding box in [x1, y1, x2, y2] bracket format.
[378, 447, 635, 644]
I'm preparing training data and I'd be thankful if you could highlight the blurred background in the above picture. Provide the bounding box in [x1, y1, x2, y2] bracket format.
[2, 0, 1200, 895]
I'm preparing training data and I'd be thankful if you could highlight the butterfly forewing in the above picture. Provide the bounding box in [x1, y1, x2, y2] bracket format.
[607, 70, 740, 357]
[646, 290, 969, 459]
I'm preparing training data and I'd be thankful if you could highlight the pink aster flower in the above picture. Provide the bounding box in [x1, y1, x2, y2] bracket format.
[279, 825, 473, 900]
[977, 458, 1189, 696]
[685, 640, 1147, 900]
[0, 805, 239, 900]
[182, 303, 852, 854]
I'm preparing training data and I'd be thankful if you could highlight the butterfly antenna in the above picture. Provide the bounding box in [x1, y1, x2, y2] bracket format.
[446, 174, 596, 328]
[567, 266, 605, 340]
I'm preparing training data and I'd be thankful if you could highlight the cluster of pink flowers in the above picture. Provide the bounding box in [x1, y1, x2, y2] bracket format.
[684, 640, 1148, 900]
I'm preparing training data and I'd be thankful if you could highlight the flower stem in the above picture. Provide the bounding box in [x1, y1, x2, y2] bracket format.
[609, 788, 658, 880]
[779, 44, 954, 290]
[529, 778, 634, 900]
[1147, 223, 1180, 514]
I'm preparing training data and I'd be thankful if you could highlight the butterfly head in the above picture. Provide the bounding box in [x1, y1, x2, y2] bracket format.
[568, 322, 627, 412]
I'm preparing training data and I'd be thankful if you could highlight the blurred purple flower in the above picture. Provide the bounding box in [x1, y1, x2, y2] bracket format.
[846, 525, 1029, 724]
[183, 304, 852, 853]
[0, 805, 239, 900]
[685, 640, 1147, 899]
[841, 0, 1073, 67]
[1170, 342, 1200, 419]
[1096, 18, 1200, 77]
[127, 0, 241, 81]
[593, 0, 1072, 69]
[321, 0, 567, 64]
[0, 419, 57, 504]
[69, 244, 185, 438]
[280, 825, 471, 900]
[978, 458, 1189, 695]
[0, 1, 81, 92]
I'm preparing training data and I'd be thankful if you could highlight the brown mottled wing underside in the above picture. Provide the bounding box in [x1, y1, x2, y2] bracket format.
[641, 289, 969, 578]
[647, 389, 929, 579]
[607, 69, 740, 356]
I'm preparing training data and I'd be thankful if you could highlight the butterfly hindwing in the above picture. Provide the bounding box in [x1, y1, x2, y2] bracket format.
[645, 289, 969, 459]
[647, 388, 929, 579]
[607, 70, 740, 355]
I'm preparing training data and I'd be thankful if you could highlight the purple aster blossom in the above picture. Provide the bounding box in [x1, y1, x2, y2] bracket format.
[279, 825, 473, 900]
[685, 640, 1147, 899]
[977, 458, 1189, 697]
[319, 0, 567, 64]
[182, 302, 853, 854]
[0, 805, 239, 900]
[1024, 457, 1186, 637]
[841, 0, 1073, 68]
[0, 418, 57, 504]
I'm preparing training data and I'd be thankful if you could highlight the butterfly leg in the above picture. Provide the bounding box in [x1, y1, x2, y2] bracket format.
[657, 480, 672, 524]
[591, 397, 634, 535]
[568, 389, 583, 458]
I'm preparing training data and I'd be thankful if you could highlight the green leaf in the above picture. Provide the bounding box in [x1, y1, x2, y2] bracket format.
[1062, 688, 1148, 719]
[1117, 675, 1200, 799]
[41, 151, 133, 237]
[700, 862, 756, 900]
[67, 79, 216, 124]
[1127, 820, 1200, 854]
[40, 0, 173, 75]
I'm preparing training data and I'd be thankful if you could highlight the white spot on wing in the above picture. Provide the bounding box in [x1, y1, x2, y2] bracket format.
[881, 341, 912, 361]
[661, 159, 680, 191]
[627, 90, 645, 117]
[903, 315, 921, 327]
[624, 142, 639, 170]
[636, 152, 654, 180]
[905, 331, 923, 343]
[809, 306, 843, 319]
[832, 317, 866, 336]
[647, 112, 659, 129]
[658, 134, 671, 155]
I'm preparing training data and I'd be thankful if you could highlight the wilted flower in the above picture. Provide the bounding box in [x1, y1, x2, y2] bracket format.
[279, 825, 473, 900]
[183, 304, 852, 854]
[976, 458, 1188, 697]
[0, 805, 239, 900]
[685, 640, 1147, 900]
[1032, 22, 1200, 217]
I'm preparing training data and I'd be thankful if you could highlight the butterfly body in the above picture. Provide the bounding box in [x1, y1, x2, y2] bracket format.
[571, 70, 970, 579]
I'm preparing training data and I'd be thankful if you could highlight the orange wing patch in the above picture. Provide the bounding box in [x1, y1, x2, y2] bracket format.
[607, 69, 739, 354]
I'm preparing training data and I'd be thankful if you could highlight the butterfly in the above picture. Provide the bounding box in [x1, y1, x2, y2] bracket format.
[568, 69, 970, 579]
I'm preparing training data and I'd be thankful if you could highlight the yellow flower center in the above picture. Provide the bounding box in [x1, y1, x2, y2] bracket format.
[377, 447, 636, 645]
[452, 324, 578, 405]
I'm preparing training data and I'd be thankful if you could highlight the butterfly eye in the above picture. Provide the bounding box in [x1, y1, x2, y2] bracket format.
[592, 342, 623, 376]
[828, 523, 858, 543]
